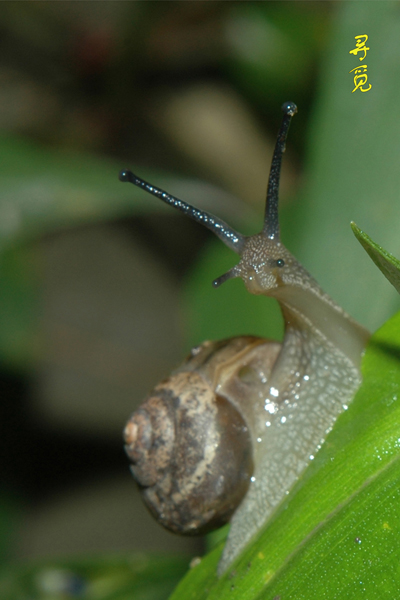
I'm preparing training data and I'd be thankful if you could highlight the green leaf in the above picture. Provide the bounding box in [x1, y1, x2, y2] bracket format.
[351, 222, 400, 294]
[0, 554, 189, 600]
[170, 309, 400, 599]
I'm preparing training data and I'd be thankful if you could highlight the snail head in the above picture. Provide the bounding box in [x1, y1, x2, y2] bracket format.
[119, 101, 299, 297]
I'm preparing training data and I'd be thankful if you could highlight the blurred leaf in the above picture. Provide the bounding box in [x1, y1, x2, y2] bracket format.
[224, 3, 324, 112]
[0, 133, 246, 366]
[352, 222, 400, 294]
[294, 1, 400, 331]
[0, 133, 167, 366]
[0, 133, 195, 247]
[0, 554, 189, 600]
[170, 308, 400, 599]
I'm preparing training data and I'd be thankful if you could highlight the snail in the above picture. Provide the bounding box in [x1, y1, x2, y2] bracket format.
[120, 102, 370, 575]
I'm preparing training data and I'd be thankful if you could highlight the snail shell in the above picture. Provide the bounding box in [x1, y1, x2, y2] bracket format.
[124, 337, 280, 535]
[120, 102, 370, 574]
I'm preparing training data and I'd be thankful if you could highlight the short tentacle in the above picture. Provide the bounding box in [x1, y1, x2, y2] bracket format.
[212, 268, 239, 289]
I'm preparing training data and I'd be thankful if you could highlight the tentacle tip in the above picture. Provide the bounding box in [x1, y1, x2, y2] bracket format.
[119, 169, 132, 182]
[281, 101, 298, 117]
[212, 277, 222, 289]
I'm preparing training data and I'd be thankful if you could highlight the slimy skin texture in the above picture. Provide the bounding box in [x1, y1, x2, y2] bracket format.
[216, 234, 368, 574]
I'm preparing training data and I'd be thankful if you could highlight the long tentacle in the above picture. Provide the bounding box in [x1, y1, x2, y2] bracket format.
[119, 170, 245, 254]
[263, 102, 297, 241]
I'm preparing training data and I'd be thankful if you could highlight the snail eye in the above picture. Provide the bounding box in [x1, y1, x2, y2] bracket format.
[276, 259, 285, 268]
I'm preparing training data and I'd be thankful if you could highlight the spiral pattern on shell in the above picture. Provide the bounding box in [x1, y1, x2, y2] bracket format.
[124, 369, 254, 534]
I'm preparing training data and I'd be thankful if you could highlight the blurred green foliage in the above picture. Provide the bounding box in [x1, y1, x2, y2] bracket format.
[0, 554, 189, 600]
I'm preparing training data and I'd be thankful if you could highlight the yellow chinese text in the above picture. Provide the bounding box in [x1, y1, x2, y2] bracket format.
[349, 35, 370, 61]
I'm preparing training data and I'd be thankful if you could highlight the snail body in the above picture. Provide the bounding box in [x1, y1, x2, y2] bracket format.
[121, 102, 370, 574]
